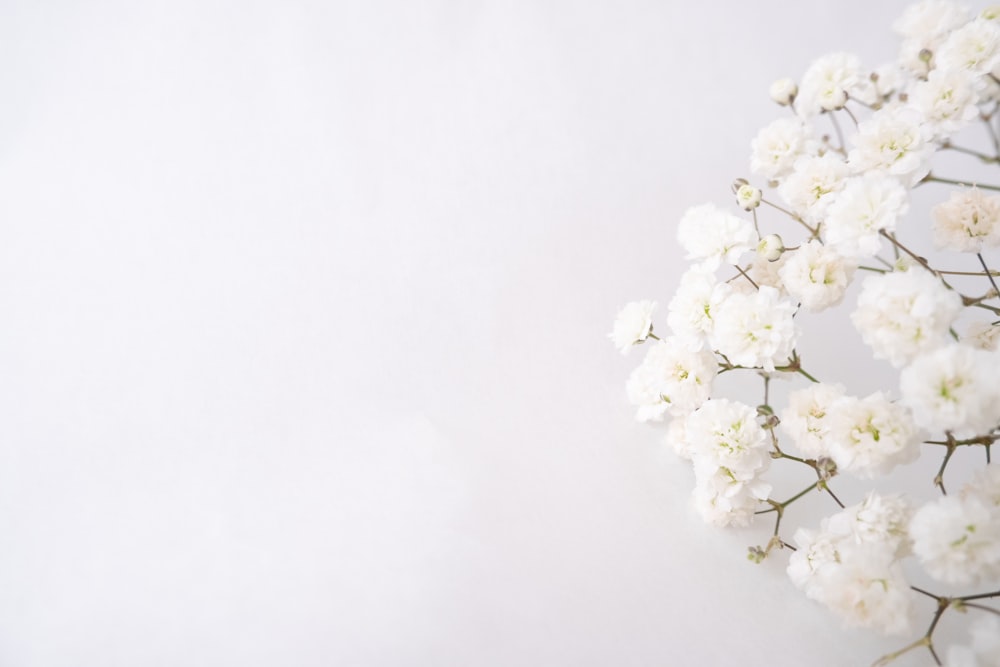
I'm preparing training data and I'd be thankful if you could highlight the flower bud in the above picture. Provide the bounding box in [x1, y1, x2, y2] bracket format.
[769, 78, 798, 106]
[736, 183, 762, 211]
[819, 88, 848, 111]
[815, 456, 837, 480]
[757, 234, 784, 262]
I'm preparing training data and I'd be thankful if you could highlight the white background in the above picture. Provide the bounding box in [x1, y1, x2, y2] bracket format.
[0, 1, 985, 665]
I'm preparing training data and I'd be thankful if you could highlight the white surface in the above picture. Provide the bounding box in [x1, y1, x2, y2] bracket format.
[0, 1, 963, 665]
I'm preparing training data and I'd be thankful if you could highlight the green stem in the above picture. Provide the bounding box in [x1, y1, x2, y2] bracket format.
[942, 141, 1000, 163]
[796, 367, 819, 383]
[920, 174, 1000, 191]
[978, 253, 1000, 299]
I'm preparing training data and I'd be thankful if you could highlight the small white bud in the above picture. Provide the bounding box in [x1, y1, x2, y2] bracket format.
[819, 88, 848, 111]
[757, 234, 784, 262]
[769, 78, 798, 106]
[736, 183, 762, 211]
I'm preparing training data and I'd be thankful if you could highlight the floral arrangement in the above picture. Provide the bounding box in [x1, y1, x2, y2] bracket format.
[611, 2, 1000, 665]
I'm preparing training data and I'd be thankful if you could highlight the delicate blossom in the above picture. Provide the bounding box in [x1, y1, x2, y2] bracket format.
[735, 183, 762, 211]
[936, 17, 1000, 74]
[757, 234, 784, 262]
[824, 173, 909, 258]
[666, 269, 732, 348]
[677, 203, 756, 270]
[609, 300, 656, 354]
[664, 417, 692, 460]
[710, 286, 799, 372]
[778, 153, 850, 223]
[750, 118, 819, 182]
[778, 240, 857, 311]
[909, 67, 981, 139]
[965, 320, 1000, 350]
[685, 399, 772, 527]
[830, 492, 913, 558]
[825, 392, 920, 478]
[893, 0, 972, 74]
[851, 269, 963, 368]
[910, 483, 1000, 585]
[780, 382, 847, 458]
[788, 498, 917, 635]
[769, 77, 797, 106]
[900, 343, 1000, 436]
[848, 106, 933, 187]
[932, 186, 1000, 252]
[797, 52, 872, 116]
[626, 338, 718, 422]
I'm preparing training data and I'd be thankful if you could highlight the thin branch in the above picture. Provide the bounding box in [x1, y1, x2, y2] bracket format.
[920, 174, 1000, 192]
[978, 253, 1000, 300]
[942, 141, 1000, 163]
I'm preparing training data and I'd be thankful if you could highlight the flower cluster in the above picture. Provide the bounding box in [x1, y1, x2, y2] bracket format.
[787, 493, 915, 635]
[611, 2, 1000, 663]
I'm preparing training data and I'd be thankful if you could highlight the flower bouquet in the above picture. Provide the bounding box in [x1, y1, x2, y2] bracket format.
[612, 3, 1000, 664]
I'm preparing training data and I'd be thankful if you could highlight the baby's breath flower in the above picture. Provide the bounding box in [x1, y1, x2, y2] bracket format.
[757, 234, 784, 262]
[769, 77, 798, 106]
[609, 300, 656, 354]
[736, 183, 762, 211]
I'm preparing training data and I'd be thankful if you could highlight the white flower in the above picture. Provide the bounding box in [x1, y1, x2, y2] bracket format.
[910, 493, 1000, 585]
[609, 300, 656, 354]
[665, 417, 692, 460]
[936, 18, 1000, 74]
[769, 77, 798, 106]
[686, 399, 770, 475]
[852, 269, 963, 368]
[900, 344, 1000, 437]
[691, 468, 771, 528]
[932, 186, 1000, 252]
[797, 52, 872, 115]
[816, 546, 915, 636]
[626, 338, 718, 421]
[871, 62, 908, 101]
[787, 526, 841, 593]
[789, 502, 916, 636]
[686, 398, 772, 527]
[757, 234, 784, 262]
[826, 392, 920, 478]
[824, 173, 910, 259]
[894, 0, 971, 41]
[894, 1, 972, 74]
[836, 492, 913, 557]
[677, 203, 756, 270]
[910, 67, 981, 139]
[780, 382, 847, 458]
[848, 106, 934, 187]
[710, 286, 799, 372]
[666, 269, 732, 348]
[778, 240, 857, 311]
[750, 118, 820, 182]
[735, 183, 762, 210]
[965, 320, 1000, 350]
[778, 153, 850, 223]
